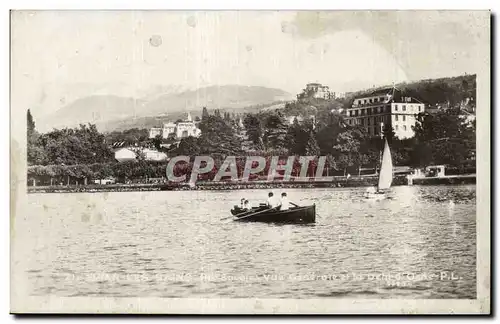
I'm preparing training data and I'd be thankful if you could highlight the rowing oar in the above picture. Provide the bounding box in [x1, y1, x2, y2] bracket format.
[219, 207, 255, 221]
[221, 207, 277, 221]
[235, 207, 277, 221]
[220, 214, 238, 221]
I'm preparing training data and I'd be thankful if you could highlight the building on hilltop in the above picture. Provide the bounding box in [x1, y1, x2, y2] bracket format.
[162, 122, 176, 137]
[331, 91, 346, 99]
[175, 121, 201, 138]
[306, 83, 331, 99]
[298, 83, 345, 100]
[149, 127, 162, 138]
[344, 87, 426, 139]
[148, 112, 201, 139]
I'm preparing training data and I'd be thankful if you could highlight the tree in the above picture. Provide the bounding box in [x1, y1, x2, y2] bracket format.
[175, 136, 201, 156]
[382, 124, 396, 144]
[152, 134, 163, 151]
[243, 114, 264, 148]
[316, 113, 346, 155]
[105, 128, 149, 146]
[202, 107, 209, 120]
[304, 130, 320, 156]
[34, 124, 114, 165]
[285, 118, 312, 155]
[27, 145, 48, 166]
[332, 127, 365, 175]
[284, 100, 322, 119]
[166, 132, 177, 143]
[285, 118, 300, 153]
[27, 109, 48, 165]
[263, 111, 288, 151]
[411, 110, 475, 168]
[389, 138, 415, 166]
[336, 154, 355, 176]
[27, 109, 35, 138]
[197, 115, 242, 155]
[91, 163, 113, 179]
[351, 74, 476, 109]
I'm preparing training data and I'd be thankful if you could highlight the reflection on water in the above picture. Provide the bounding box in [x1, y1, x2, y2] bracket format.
[16, 185, 476, 299]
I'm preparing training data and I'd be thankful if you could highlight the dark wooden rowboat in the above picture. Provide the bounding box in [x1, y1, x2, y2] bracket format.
[231, 205, 316, 224]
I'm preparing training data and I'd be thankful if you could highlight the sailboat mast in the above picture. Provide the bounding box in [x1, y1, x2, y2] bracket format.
[379, 121, 384, 165]
[376, 85, 396, 191]
[377, 122, 383, 190]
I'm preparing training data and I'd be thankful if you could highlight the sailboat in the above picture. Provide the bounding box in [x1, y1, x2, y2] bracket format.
[376, 137, 393, 193]
[365, 137, 393, 199]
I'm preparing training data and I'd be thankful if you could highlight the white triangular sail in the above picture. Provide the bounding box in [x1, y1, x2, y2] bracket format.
[378, 138, 393, 190]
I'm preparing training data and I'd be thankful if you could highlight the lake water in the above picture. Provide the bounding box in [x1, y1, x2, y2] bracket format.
[16, 185, 476, 299]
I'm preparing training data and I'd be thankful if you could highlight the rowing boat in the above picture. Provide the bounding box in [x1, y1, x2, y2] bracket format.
[230, 205, 316, 224]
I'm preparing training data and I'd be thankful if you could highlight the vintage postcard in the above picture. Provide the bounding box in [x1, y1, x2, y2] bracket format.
[10, 10, 490, 314]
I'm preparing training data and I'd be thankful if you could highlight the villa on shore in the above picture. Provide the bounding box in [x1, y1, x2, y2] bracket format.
[148, 112, 201, 140]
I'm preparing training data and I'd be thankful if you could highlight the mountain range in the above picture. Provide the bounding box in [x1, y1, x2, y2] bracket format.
[39, 85, 294, 132]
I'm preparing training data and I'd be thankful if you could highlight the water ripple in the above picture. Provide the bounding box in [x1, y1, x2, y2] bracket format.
[17, 185, 476, 299]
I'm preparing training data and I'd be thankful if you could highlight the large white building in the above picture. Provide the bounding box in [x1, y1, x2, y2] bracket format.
[114, 148, 137, 162]
[149, 112, 201, 139]
[163, 122, 177, 136]
[299, 83, 345, 100]
[344, 88, 425, 139]
[142, 148, 168, 161]
[305, 83, 331, 99]
[114, 147, 168, 162]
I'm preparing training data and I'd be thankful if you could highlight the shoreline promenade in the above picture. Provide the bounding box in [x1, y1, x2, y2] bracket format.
[27, 174, 476, 193]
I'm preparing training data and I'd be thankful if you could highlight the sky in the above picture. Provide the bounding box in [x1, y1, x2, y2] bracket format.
[11, 10, 489, 117]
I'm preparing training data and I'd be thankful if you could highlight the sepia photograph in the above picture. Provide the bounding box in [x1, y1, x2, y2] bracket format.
[10, 10, 490, 314]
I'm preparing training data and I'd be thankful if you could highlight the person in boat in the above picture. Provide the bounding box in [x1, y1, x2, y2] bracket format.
[243, 199, 250, 211]
[233, 198, 246, 213]
[366, 187, 376, 194]
[280, 192, 299, 210]
[280, 192, 290, 211]
[266, 192, 280, 209]
[365, 186, 385, 197]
